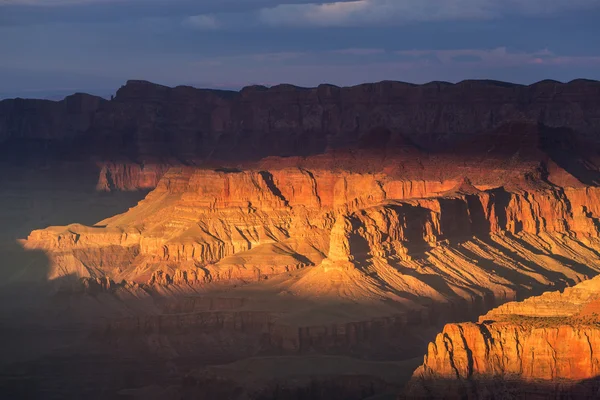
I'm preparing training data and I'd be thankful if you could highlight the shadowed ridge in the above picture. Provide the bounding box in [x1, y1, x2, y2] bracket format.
[240, 84, 270, 94]
[531, 78, 563, 85]
[123, 79, 169, 88]
[422, 80, 453, 86]
[456, 79, 525, 88]
[317, 83, 342, 90]
[569, 78, 600, 84]
[4, 77, 600, 165]
[4, 78, 597, 104]
[269, 83, 313, 91]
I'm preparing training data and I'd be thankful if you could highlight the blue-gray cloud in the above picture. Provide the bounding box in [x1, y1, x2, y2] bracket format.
[452, 54, 483, 63]
[0, 0, 338, 25]
[258, 0, 600, 27]
[182, 14, 220, 30]
[1, 0, 600, 98]
[178, 0, 600, 31]
[4, 0, 600, 27]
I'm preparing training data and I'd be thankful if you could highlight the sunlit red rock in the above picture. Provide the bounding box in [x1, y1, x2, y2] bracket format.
[22, 153, 600, 316]
[404, 276, 600, 399]
[5, 78, 600, 399]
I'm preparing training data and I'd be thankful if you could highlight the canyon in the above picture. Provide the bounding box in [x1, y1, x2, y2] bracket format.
[1, 79, 600, 399]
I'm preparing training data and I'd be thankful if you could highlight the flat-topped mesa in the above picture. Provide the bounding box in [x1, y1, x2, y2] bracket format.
[22, 163, 600, 302]
[404, 276, 600, 399]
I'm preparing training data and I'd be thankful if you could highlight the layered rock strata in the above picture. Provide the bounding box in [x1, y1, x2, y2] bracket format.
[4, 79, 600, 399]
[20, 160, 600, 356]
[2, 79, 600, 163]
[405, 276, 600, 399]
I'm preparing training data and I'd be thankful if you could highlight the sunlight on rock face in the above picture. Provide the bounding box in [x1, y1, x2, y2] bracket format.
[405, 276, 600, 398]
[4, 79, 600, 399]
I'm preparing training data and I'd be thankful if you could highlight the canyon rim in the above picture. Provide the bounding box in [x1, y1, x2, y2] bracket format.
[2, 79, 600, 399]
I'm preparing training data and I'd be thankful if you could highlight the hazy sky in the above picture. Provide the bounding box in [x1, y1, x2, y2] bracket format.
[1, 0, 600, 98]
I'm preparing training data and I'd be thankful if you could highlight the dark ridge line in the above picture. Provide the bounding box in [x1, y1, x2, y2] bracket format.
[1, 77, 599, 104]
[128, 77, 600, 92]
[0, 92, 107, 103]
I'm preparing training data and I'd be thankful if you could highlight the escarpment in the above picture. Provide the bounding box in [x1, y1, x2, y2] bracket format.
[404, 276, 600, 399]
[22, 160, 600, 330]
[2, 79, 600, 165]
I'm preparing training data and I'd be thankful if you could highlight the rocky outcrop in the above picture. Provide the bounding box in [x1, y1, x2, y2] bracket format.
[405, 276, 600, 399]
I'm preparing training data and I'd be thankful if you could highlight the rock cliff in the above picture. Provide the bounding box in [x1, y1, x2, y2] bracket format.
[19, 155, 600, 359]
[0, 93, 105, 143]
[2, 79, 600, 164]
[405, 276, 600, 399]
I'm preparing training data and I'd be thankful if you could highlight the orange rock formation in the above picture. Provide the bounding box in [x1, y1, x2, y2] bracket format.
[21, 153, 600, 341]
[405, 276, 600, 399]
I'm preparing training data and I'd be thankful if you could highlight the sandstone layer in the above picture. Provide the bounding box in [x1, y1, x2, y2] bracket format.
[17, 151, 600, 359]
[405, 276, 600, 399]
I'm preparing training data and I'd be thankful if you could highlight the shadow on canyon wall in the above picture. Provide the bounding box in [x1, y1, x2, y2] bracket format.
[401, 376, 600, 400]
[540, 125, 600, 186]
[0, 237, 180, 399]
[0, 163, 148, 240]
[0, 240, 423, 400]
[0, 163, 152, 398]
[175, 375, 600, 400]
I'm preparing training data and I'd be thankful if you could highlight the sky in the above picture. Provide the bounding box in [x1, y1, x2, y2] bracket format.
[1, 0, 600, 99]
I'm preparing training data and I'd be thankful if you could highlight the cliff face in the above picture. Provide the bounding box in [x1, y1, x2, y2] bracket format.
[0, 93, 104, 141]
[20, 159, 600, 340]
[2, 79, 600, 163]
[405, 276, 600, 399]
[96, 162, 170, 191]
